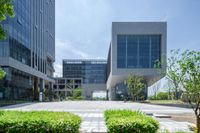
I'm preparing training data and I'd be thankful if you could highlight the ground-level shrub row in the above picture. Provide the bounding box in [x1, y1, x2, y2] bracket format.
[0, 111, 81, 133]
[104, 110, 159, 133]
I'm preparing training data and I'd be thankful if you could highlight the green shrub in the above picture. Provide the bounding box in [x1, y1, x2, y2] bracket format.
[156, 92, 169, 100]
[73, 88, 82, 98]
[104, 110, 159, 133]
[93, 97, 107, 101]
[0, 110, 81, 133]
[68, 96, 84, 100]
[149, 92, 169, 100]
[74, 96, 84, 100]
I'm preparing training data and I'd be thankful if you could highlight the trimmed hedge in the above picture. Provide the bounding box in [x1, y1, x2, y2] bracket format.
[0, 110, 81, 133]
[104, 110, 159, 133]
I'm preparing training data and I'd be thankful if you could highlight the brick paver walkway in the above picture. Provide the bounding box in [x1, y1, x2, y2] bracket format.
[76, 112, 107, 133]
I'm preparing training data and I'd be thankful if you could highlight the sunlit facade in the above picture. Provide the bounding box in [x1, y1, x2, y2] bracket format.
[0, 0, 55, 100]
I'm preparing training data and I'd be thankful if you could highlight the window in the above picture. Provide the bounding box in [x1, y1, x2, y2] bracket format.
[117, 35, 126, 68]
[127, 35, 138, 68]
[117, 35, 161, 69]
[151, 35, 161, 68]
[139, 35, 150, 68]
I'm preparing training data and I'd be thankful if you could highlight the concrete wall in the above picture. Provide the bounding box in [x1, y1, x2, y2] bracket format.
[107, 22, 167, 100]
[82, 84, 106, 100]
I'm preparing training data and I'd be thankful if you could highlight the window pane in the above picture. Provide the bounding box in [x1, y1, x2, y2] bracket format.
[151, 35, 161, 68]
[139, 35, 150, 68]
[127, 35, 137, 68]
[117, 35, 126, 68]
[117, 34, 161, 69]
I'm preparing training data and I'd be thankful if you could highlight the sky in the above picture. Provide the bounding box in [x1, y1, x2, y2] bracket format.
[55, 0, 200, 77]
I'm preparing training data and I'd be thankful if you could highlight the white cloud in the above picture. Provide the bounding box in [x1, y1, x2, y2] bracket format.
[54, 38, 90, 77]
[54, 0, 200, 77]
[54, 38, 104, 77]
[54, 64, 62, 77]
[55, 38, 93, 59]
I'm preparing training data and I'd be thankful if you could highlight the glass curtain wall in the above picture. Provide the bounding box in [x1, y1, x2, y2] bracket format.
[117, 35, 161, 68]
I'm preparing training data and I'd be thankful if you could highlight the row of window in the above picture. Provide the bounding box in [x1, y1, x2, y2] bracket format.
[63, 64, 107, 84]
[117, 35, 161, 68]
[9, 38, 31, 66]
[3, 0, 55, 75]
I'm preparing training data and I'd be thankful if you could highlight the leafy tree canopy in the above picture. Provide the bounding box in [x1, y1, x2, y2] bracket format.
[178, 50, 200, 133]
[0, 0, 15, 40]
[127, 74, 145, 101]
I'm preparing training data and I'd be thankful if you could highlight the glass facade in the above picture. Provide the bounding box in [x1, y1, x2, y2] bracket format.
[63, 60, 107, 84]
[117, 35, 161, 68]
[0, 0, 55, 100]
[0, 0, 55, 75]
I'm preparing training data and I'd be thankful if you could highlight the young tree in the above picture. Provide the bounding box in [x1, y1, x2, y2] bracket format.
[164, 78, 175, 100]
[178, 50, 200, 133]
[0, 0, 15, 39]
[73, 88, 82, 98]
[150, 79, 161, 100]
[0, 67, 6, 79]
[155, 49, 182, 100]
[167, 49, 182, 99]
[127, 74, 145, 101]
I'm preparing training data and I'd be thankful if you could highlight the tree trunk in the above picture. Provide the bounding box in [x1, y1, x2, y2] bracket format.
[197, 116, 200, 133]
[132, 96, 135, 101]
[174, 89, 178, 100]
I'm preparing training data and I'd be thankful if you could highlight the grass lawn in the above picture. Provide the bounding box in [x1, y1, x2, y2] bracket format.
[149, 100, 185, 104]
[148, 100, 193, 108]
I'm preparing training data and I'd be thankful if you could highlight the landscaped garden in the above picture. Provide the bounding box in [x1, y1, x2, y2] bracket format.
[0, 111, 81, 133]
[104, 110, 159, 133]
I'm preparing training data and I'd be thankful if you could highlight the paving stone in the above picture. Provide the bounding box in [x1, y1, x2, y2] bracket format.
[0, 101, 194, 133]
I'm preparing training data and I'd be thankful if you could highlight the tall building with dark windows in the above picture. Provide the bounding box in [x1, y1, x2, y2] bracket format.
[107, 22, 167, 100]
[0, 0, 55, 100]
[59, 59, 107, 99]
[63, 59, 107, 84]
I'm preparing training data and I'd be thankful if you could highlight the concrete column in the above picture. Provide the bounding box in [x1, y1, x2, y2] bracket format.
[108, 89, 112, 101]
[33, 77, 38, 100]
[106, 90, 109, 100]
[49, 82, 53, 90]
[39, 79, 44, 102]
[109, 88, 115, 101]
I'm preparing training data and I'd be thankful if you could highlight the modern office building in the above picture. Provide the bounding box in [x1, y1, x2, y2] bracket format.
[0, 0, 55, 100]
[63, 59, 107, 84]
[60, 59, 107, 99]
[107, 22, 167, 100]
[59, 22, 167, 100]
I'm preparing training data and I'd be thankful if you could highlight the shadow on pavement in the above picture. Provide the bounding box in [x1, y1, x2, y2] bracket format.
[144, 103, 192, 109]
[0, 102, 38, 109]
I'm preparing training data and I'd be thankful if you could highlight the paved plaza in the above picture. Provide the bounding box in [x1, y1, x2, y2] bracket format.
[0, 101, 195, 133]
